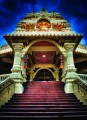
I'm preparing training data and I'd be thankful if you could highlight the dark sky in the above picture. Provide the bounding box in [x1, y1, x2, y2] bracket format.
[0, 0, 87, 46]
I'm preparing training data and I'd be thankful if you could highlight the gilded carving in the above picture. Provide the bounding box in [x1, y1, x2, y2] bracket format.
[52, 23, 66, 31]
[36, 20, 51, 31]
[21, 23, 35, 31]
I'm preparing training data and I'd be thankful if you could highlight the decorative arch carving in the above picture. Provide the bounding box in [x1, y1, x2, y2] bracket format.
[36, 16, 51, 24]
[22, 39, 64, 54]
[36, 19, 51, 31]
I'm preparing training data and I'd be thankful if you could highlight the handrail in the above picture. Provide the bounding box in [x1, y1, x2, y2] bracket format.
[0, 74, 14, 107]
[0, 76, 13, 91]
[78, 73, 87, 81]
[0, 76, 10, 85]
[0, 74, 10, 81]
[0, 73, 13, 92]
[76, 75, 87, 86]
[73, 73, 87, 105]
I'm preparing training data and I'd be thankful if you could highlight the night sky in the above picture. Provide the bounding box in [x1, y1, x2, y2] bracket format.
[0, 0, 87, 46]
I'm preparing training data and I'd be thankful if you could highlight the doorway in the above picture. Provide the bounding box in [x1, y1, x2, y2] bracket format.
[34, 69, 54, 81]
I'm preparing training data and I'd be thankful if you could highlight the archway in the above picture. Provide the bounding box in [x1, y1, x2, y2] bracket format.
[22, 39, 63, 81]
[34, 69, 55, 81]
[22, 38, 63, 54]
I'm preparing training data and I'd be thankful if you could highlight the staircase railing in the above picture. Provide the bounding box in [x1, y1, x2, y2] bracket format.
[0, 74, 10, 81]
[73, 73, 87, 105]
[78, 74, 87, 81]
[0, 74, 15, 107]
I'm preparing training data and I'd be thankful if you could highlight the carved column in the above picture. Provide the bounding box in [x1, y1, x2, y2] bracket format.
[62, 51, 67, 82]
[10, 43, 24, 94]
[54, 68, 59, 81]
[21, 53, 27, 82]
[29, 68, 34, 81]
[64, 43, 77, 93]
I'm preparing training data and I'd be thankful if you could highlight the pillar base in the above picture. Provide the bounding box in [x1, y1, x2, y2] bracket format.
[14, 82, 24, 94]
[10, 73, 24, 94]
[64, 82, 74, 93]
[22, 74, 27, 82]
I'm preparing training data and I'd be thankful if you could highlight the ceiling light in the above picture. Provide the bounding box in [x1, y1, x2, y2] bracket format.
[42, 54, 46, 58]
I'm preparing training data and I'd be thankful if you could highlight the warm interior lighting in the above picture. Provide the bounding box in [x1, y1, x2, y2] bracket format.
[42, 54, 46, 58]
[60, 64, 63, 69]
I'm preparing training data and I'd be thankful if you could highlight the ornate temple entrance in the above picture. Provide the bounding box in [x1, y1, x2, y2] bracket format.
[4, 9, 83, 93]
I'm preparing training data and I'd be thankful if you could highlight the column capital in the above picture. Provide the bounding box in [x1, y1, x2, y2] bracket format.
[64, 43, 75, 51]
[12, 43, 23, 51]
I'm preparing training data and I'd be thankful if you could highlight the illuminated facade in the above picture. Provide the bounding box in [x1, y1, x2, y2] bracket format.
[0, 9, 87, 96]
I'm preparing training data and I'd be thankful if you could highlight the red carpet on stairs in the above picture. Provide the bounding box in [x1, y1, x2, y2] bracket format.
[0, 81, 87, 120]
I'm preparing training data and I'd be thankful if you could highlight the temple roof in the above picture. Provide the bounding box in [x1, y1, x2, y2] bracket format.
[4, 9, 83, 43]
[4, 31, 82, 37]
[3, 9, 83, 55]
[0, 44, 12, 55]
[75, 44, 87, 54]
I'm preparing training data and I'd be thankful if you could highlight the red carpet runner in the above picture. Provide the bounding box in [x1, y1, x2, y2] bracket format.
[0, 81, 87, 120]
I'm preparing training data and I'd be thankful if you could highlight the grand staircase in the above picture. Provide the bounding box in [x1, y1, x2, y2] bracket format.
[0, 81, 87, 119]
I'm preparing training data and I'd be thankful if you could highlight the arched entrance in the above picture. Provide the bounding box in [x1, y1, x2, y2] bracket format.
[23, 39, 62, 82]
[34, 69, 55, 81]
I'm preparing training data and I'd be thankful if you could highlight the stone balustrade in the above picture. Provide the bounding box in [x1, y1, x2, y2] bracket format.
[0, 74, 10, 81]
[78, 74, 87, 81]
[73, 74, 87, 105]
[0, 76, 15, 107]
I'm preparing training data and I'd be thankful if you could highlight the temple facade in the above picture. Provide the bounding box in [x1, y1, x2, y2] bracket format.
[0, 9, 87, 97]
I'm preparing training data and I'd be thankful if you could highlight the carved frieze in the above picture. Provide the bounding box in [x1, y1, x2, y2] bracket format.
[21, 23, 35, 31]
[52, 23, 66, 31]
[36, 20, 51, 31]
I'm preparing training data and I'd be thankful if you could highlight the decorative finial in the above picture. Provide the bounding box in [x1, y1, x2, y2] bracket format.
[41, 8, 46, 11]
[40, 8, 47, 13]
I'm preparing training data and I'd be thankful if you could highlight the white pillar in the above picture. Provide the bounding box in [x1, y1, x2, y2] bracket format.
[64, 43, 77, 93]
[65, 44, 75, 68]
[10, 43, 24, 94]
[21, 54, 27, 82]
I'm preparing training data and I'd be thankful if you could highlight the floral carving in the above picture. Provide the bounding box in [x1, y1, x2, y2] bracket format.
[21, 23, 35, 31]
[36, 20, 51, 31]
[52, 23, 66, 31]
